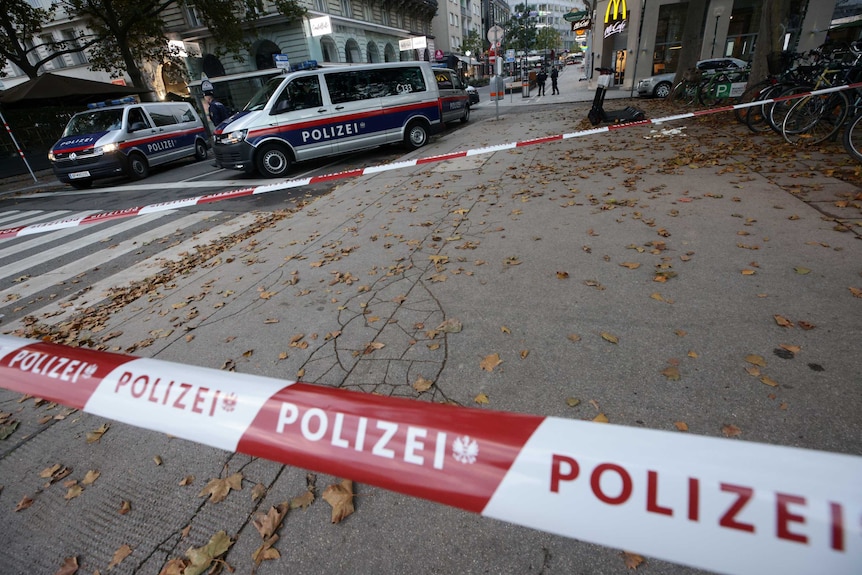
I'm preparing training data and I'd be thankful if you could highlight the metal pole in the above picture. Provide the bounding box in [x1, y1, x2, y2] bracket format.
[0, 109, 38, 183]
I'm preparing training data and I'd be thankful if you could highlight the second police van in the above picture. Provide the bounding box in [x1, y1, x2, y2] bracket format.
[48, 99, 209, 189]
[212, 61, 470, 178]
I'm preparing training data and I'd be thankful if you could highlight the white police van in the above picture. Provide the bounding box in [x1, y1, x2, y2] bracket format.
[213, 61, 470, 178]
[48, 98, 208, 189]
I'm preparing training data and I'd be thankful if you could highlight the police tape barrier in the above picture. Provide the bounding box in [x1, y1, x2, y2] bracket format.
[0, 334, 859, 574]
[3, 81, 861, 242]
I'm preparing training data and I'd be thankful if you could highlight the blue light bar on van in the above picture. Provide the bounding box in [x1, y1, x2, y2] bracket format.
[86, 96, 138, 109]
[291, 60, 318, 71]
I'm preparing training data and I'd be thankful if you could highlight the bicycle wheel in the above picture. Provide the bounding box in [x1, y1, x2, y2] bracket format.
[746, 83, 789, 133]
[699, 76, 724, 107]
[782, 90, 849, 145]
[669, 82, 693, 107]
[842, 110, 862, 162]
[734, 79, 773, 125]
[767, 85, 812, 134]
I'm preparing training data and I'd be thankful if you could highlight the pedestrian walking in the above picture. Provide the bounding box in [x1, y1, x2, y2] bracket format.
[536, 68, 548, 96]
[204, 91, 231, 128]
[550, 66, 559, 95]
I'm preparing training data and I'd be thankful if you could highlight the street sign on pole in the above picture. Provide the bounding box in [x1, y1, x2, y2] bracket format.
[487, 25, 504, 44]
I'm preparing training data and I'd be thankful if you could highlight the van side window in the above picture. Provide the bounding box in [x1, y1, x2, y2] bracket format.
[288, 76, 323, 110]
[435, 71, 454, 90]
[127, 108, 151, 131]
[148, 106, 179, 127]
[326, 67, 427, 104]
[176, 105, 196, 123]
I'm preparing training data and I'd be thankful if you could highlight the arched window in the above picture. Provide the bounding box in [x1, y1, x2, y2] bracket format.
[384, 43, 397, 63]
[345, 39, 361, 63]
[202, 54, 226, 77]
[320, 37, 338, 62]
[366, 42, 380, 63]
[253, 40, 281, 70]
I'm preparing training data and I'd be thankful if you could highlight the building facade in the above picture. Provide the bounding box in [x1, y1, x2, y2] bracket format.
[592, 0, 839, 90]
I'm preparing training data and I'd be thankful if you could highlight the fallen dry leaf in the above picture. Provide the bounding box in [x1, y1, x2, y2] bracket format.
[474, 393, 490, 405]
[566, 397, 581, 407]
[674, 421, 689, 432]
[55, 556, 78, 575]
[622, 551, 645, 569]
[363, 341, 385, 354]
[290, 490, 315, 510]
[15, 495, 34, 512]
[850, 287, 862, 298]
[119, 500, 131, 515]
[745, 354, 766, 367]
[798, 320, 816, 330]
[556, 271, 570, 279]
[722, 424, 742, 438]
[198, 472, 243, 503]
[107, 544, 133, 569]
[85, 423, 110, 444]
[593, 413, 609, 423]
[412, 376, 434, 393]
[760, 376, 779, 387]
[179, 475, 195, 487]
[619, 262, 641, 269]
[774, 315, 794, 328]
[661, 366, 680, 381]
[567, 334, 581, 343]
[600, 332, 619, 344]
[251, 483, 267, 501]
[480, 353, 502, 372]
[64, 484, 83, 500]
[780, 344, 801, 354]
[184, 530, 233, 575]
[81, 470, 100, 486]
[322, 479, 354, 523]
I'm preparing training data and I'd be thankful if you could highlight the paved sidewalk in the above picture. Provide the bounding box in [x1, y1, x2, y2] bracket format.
[0, 94, 861, 574]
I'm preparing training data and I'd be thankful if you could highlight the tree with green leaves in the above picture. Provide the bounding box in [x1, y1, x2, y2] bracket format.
[504, 3, 538, 57]
[536, 26, 561, 56]
[461, 29, 484, 59]
[0, 0, 100, 79]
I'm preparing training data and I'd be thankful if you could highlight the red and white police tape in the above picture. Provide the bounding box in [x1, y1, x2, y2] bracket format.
[2, 81, 861, 242]
[0, 334, 859, 574]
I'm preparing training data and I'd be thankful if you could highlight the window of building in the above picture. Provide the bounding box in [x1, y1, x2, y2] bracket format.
[652, 2, 687, 75]
[185, 4, 202, 27]
[60, 29, 88, 65]
[341, 0, 352, 18]
[314, 0, 325, 10]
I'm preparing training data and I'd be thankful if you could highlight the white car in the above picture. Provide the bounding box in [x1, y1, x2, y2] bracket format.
[636, 57, 748, 98]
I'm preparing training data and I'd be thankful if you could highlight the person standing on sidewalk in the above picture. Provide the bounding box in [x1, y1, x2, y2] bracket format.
[204, 91, 231, 128]
[550, 66, 559, 95]
[536, 68, 548, 96]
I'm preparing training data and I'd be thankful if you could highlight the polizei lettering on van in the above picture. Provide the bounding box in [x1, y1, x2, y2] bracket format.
[301, 122, 362, 143]
[147, 139, 177, 153]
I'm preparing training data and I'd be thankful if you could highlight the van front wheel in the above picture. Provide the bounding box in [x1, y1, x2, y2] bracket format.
[404, 122, 429, 150]
[127, 152, 149, 180]
[256, 143, 292, 178]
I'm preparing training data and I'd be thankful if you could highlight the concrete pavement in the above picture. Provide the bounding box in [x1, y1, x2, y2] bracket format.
[0, 84, 861, 574]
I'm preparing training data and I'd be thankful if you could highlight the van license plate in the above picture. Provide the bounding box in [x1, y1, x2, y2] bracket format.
[69, 171, 91, 179]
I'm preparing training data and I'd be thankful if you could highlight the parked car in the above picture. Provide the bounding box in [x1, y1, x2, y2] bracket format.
[466, 85, 479, 105]
[636, 57, 748, 98]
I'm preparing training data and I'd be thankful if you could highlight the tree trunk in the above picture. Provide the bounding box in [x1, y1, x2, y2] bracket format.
[747, 0, 793, 87]
[672, 0, 708, 86]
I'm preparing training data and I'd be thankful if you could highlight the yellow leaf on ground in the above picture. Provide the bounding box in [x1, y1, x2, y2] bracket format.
[474, 393, 490, 405]
[108, 544, 133, 569]
[661, 366, 680, 381]
[64, 484, 83, 500]
[593, 413, 609, 423]
[600, 332, 619, 344]
[780, 344, 801, 354]
[741, 269, 756, 275]
[185, 531, 233, 575]
[620, 262, 641, 269]
[850, 287, 862, 298]
[322, 479, 354, 523]
[412, 376, 433, 393]
[622, 551, 645, 569]
[744, 365, 761, 377]
[519, 350, 529, 359]
[760, 376, 779, 387]
[500, 325, 511, 334]
[85, 423, 110, 444]
[774, 315, 794, 328]
[674, 421, 689, 432]
[480, 353, 502, 372]
[567, 334, 581, 342]
[722, 424, 742, 437]
[745, 354, 766, 367]
[566, 397, 581, 407]
[290, 490, 315, 510]
[81, 470, 100, 485]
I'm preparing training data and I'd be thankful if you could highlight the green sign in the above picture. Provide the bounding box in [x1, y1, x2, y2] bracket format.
[563, 10, 588, 22]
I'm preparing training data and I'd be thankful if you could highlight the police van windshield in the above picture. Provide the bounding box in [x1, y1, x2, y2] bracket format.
[246, 76, 285, 111]
[62, 109, 124, 137]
